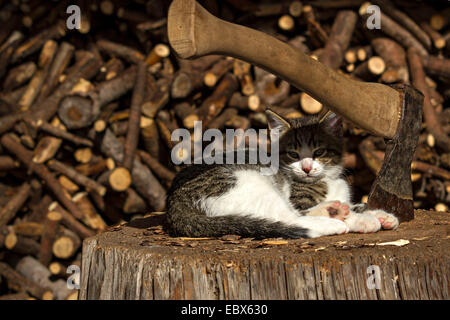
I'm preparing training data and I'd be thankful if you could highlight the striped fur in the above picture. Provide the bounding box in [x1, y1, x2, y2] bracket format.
[166, 111, 360, 238]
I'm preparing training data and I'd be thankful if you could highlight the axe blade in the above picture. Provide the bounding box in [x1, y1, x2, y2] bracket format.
[368, 84, 423, 222]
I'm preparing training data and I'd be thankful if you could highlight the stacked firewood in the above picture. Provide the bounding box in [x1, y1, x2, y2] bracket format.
[0, 0, 449, 299]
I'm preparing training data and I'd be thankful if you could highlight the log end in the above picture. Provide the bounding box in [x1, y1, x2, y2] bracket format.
[109, 167, 132, 192]
[300, 92, 322, 114]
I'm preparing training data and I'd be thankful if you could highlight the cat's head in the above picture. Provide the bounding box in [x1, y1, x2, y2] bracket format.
[266, 108, 344, 182]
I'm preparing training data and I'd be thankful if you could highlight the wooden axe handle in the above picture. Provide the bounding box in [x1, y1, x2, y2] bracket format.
[168, 0, 402, 139]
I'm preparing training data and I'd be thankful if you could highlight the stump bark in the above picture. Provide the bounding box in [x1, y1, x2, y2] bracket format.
[80, 210, 449, 300]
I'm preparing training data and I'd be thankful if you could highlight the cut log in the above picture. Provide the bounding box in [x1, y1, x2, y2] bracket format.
[145, 44, 170, 66]
[0, 261, 53, 300]
[80, 210, 449, 300]
[16, 256, 76, 300]
[174, 102, 199, 129]
[74, 148, 93, 164]
[278, 15, 295, 32]
[354, 56, 386, 80]
[0, 182, 31, 227]
[101, 130, 167, 211]
[289, 1, 303, 18]
[109, 167, 132, 192]
[300, 92, 322, 114]
[203, 58, 234, 87]
[38, 211, 62, 266]
[58, 96, 95, 129]
[318, 10, 357, 69]
[4, 231, 40, 256]
[72, 192, 107, 231]
[52, 228, 81, 260]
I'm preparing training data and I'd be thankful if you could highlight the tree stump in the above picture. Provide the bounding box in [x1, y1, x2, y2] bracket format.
[79, 210, 449, 300]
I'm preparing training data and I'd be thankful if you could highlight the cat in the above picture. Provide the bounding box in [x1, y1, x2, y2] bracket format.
[166, 108, 399, 239]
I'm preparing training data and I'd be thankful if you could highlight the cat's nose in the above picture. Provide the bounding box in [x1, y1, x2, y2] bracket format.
[301, 158, 313, 174]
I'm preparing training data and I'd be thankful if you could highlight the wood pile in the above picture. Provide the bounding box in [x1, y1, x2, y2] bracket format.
[0, 0, 449, 299]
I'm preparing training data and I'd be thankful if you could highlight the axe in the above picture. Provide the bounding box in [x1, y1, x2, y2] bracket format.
[167, 0, 423, 222]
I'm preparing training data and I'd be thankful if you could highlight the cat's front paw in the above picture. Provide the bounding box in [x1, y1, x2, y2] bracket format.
[305, 217, 349, 238]
[366, 209, 399, 230]
[308, 201, 350, 221]
[344, 213, 381, 233]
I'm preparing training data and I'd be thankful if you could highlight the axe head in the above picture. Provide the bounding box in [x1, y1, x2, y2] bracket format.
[368, 84, 423, 222]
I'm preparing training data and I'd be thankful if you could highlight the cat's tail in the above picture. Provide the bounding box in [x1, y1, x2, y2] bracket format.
[167, 204, 309, 239]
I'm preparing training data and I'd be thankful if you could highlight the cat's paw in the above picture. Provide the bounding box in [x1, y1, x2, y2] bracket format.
[366, 209, 399, 230]
[344, 213, 381, 233]
[303, 217, 350, 238]
[308, 201, 350, 221]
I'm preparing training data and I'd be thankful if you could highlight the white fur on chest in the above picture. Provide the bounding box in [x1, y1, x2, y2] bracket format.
[198, 169, 352, 227]
[323, 177, 351, 204]
[197, 168, 357, 237]
[199, 169, 300, 223]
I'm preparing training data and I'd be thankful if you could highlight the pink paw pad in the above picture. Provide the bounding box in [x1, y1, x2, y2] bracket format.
[369, 210, 399, 230]
[326, 201, 350, 221]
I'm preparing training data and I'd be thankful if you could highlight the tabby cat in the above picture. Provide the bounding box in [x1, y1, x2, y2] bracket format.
[166, 109, 399, 239]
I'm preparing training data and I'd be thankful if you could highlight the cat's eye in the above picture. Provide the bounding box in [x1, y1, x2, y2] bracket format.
[313, 148, 326, 157]
[287, 152, 299, 159]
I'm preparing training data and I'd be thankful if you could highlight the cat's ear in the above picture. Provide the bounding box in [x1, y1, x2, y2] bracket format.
[265, 108, 291, 140]
[319, 111, 343, 136]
